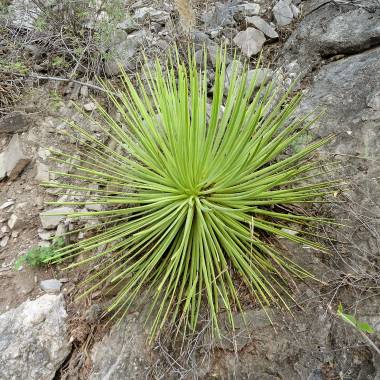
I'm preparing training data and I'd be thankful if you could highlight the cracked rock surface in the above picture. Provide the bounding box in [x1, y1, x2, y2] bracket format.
[0, 294, 71, 380]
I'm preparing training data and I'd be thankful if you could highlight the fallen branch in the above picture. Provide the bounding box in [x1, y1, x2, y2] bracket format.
[28, 73, 119, 97]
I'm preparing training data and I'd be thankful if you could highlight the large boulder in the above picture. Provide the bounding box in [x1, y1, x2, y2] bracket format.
[0, 294, 71, 380]
[295, 47, 380, 269]
[279, 0, 380, 79]
[89, 313, 153, 379]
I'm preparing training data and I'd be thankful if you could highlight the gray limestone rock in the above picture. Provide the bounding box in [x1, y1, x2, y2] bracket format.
[279, 0, 380, 79]
[0, 294, 71, 380]
[133, 7, 169, 23]
[40, 206, 74, 229]
[233, 27, 266, 57]
[295, 47, 380, 271]
[246, 15, 278, 38]
[35, 161, 49, 182]
[104, 30, 149, 76]
[0, 134, 31, 180]
[272, 0, 293, 26]
[0, 112, 30, 134]
[89, 313, 151, 379]
[40, 279, 62, 294]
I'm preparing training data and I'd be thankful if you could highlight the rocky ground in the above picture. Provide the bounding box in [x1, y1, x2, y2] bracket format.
[0, 0, 379, 379]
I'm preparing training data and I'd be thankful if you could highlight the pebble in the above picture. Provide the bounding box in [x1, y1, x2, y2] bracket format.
[35, 162, 50, 182]
[0, 236, 9, 248]
[83, 102, 97, 112]
[80, 85, 89, 98]
[7, 214, 19, 230]
[1, 226, 9, 234]
[38, 230, 53, 241]
[246, 68, 274, 89]
[133, 7, 169, 23]
[40, 279, 62, 294]
[37, 147, 51, 160]
[0, 200, 15, 210]
[235, 3, 261, 16]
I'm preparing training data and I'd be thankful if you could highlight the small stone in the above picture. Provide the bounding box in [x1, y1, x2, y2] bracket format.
[40, 279, 62, 294]
[0, 200, 15, 210]
[117, 15, 139, 32]
[104, 30, 148, 76]
[40, 207, 74, 229]
[194, 49, 205, 66]
[210, 28, 222, 39]
[56, 223, 67, 237]
[246, 68, 274, 89]
[0, 134, 31, 180]
[233, 27, 266, 57]
[11, 231, 19, 238]
[38, 230, 53, 240]
[133, 7, 169, 23]
[38, 241, 51, 248]
[37, 147, 51, 160]
[0, 112, 30, 134]
[201, 2, 236, 28]
[1, 226, 9, 234]
[83, 102, 97, 112]
[207, 44, 219, 66]
[235, 3, 261, 16]
[272, 0, 293, 26]
[246, 16, 278, 38]
[7, 214, 19, 230]
[69, 83, 81, 101]
[224, 60, 244, 94]
[84, 304, 102, 324]
[85, 202, 104, 211]
[80, 85, 89, 98]
[35, 162, 49, 182]
[0, 236, 9, 248]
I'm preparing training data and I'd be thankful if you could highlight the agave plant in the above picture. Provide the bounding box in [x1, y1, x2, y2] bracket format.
[44, 48, 336, 339]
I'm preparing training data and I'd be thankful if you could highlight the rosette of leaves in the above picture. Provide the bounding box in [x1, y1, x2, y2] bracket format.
[44, 48, 337, 340]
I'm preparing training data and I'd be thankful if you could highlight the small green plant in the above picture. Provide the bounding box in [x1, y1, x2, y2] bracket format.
[337, 303, 375, 334]
[337, 303, 380, 354]
[0, 59, 29, 75]
[43, 47, 339, 340]
[51, 56, 69, 69]
[15, 237, 65, 269]
[49, 90, 63, 111]
[34, 15, 47, 32]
